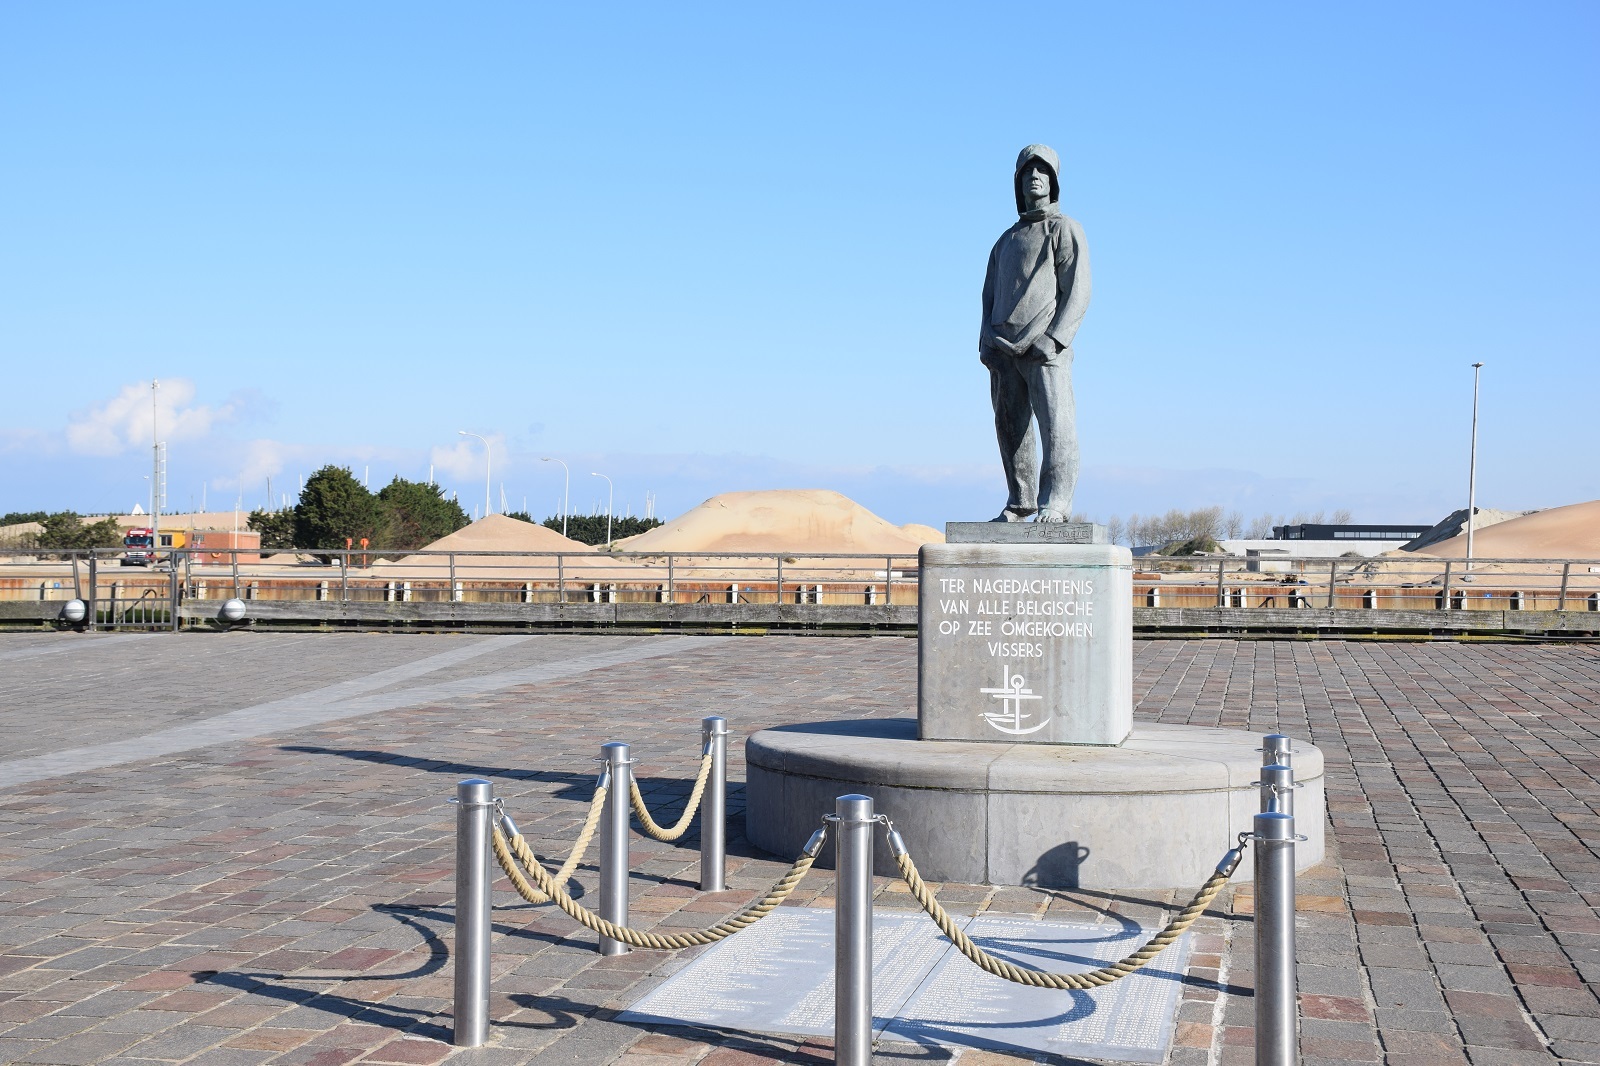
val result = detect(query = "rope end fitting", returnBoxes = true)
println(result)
[884,826,908,859]
[500,812,522,840]
[1215,847,1245,878]
[801,826,829,858]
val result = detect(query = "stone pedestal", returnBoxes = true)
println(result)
[745,718,1326,889]
[743,521,1328,891]
[919,529,1132,746]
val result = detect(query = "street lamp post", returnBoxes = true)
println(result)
[459,431,492,519]
[590,472,614,549]
[541,457,570,538]
[1465,363,1484,571]
[151,380,161,534]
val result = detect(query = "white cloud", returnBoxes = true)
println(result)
[208,439,342,497]
[65,379,240,457]
[235,439,294,492]
[431,434,503,484]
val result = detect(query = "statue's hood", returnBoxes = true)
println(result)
[1013,144,1061,215]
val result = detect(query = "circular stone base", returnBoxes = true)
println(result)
[745,719,1324,891]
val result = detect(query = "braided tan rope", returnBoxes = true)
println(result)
[492,819,824,949]
[630,751,715,841]
[495,782,609,904]
[891,841,1245,989]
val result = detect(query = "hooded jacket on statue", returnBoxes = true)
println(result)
[979,145,1091,362]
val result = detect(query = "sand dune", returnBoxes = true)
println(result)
[375,514,623,579]
[1415,500,1600,560]
[616,490,935,556]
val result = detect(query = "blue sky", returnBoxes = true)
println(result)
[3,3,1596,527]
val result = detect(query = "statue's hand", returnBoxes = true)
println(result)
[1029,336,1063,360]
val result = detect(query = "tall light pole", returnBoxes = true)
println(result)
[1464,362,1484,570]
[458,431,491,519]
[590,472,614,549]
[541,457,570,537]
[151,379,161,532]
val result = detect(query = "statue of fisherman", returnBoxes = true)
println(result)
[980,144,1091,523]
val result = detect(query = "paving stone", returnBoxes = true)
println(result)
[10,1029,144,1064]
[3,635,1599,1064]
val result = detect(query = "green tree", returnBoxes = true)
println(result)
[376,478,468,550]
[293,466,379,550]
[543,514,662,547]
[0,511,47,527]
[248,508,297,550]
[35,512,123,549]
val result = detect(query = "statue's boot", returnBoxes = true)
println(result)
[1034,508,1070,523]
[991,506,1036,523]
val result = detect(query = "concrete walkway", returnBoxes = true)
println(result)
[0,633,1596,1065]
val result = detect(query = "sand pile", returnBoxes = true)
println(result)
[616,490,940,555]
[900,523,945,544]
[0,521,44,546]
[1345,500,1600,594]
[412,514,591,554]
[376,514,631,579]
[1401,507,1528,552]
[1413,500,1600,560]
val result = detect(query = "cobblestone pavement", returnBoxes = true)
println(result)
[0,634,1596,1066]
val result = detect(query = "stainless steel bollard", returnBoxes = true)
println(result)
[700,716,728,892]
[452,778,494,1048]
[1254,810,1298,1066]
[1260,763,1295,817]
[834,794,875,1066]
[1262,733,1293,768]
[599,742,632,956]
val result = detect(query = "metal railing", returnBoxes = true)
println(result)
[4,547,1598,632]
[1131,553,1600,613]
[0,547,920,609]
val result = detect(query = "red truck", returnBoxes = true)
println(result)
[121,527,184,566]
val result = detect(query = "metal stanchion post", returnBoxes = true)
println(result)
[1254,809,1298,1066]
[700,717,728,892]
[834,794,875,1066]
[1260,763,1294,817]
[1262,734,1293,768]
[452,778,493,1048]
[87,553,98,631]
[599,742,632,956]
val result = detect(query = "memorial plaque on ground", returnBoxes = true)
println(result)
[882,913,1192,1063]
[919,532,1132,745]
[620,907,1190,1062]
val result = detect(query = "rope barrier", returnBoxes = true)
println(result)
[490,776,610,904]
[630,751,715,841]
[493,814,827,949]
[488,785,1245,988]
[884,823,1247,989]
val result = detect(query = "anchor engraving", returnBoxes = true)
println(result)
[979,665,1050,736]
